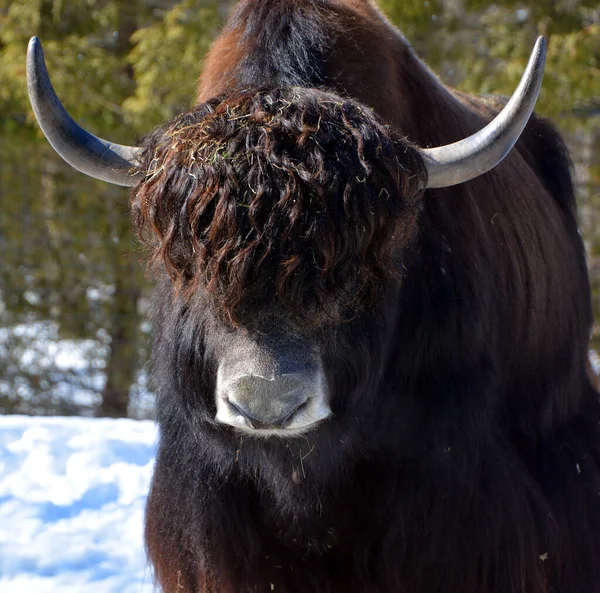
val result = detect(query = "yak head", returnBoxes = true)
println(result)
[25,35,545,440]
[131,87,426,436]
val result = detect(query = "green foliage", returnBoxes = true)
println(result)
[453,6,599,125]
[379,0,443,39]
[124,0,223,130]
[379,0,599,129]
[1,0,137,139]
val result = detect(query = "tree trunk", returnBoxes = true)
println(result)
[99,235,141,417]
[99,1,141,418]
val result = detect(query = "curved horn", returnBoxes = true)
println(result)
[422,36,546,189]
[27,37,141,187]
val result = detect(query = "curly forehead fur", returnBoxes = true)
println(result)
[131,87,426,325]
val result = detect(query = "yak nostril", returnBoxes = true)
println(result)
[223,374,310,429]
[227,396,308,429]
[215,370,331,433]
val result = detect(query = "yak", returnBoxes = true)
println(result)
[26,1,600,592]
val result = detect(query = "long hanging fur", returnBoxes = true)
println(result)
[132,88,425,326]
[134,2,600,592]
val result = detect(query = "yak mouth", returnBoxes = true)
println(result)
[218,416,332,439]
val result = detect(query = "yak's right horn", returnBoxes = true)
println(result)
[421,36,546,189]
[27,37,142,187]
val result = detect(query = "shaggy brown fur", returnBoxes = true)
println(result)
[136,2,600,593]
[132,88,426,326]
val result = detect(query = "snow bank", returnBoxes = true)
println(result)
[0,415,158,593]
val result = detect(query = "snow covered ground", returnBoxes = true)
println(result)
[0,415,158,593]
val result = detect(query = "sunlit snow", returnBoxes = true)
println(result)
[0,415,158,593]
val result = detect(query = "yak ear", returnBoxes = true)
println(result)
[26,36,142,187]
[421,36,546,189]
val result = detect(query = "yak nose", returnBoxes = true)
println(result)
[225,375,308,429]
[216,372,331,434]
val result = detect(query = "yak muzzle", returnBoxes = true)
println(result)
[215,337,331,435]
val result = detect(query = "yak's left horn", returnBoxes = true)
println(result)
[421,36,546,189]
[27,37,141,187]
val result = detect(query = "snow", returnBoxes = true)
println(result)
[591,350,600,375]
[0,415,158,593]
[0,321,108,411]
[0,321,155,418]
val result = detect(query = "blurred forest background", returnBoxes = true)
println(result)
[0,0,598,418]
